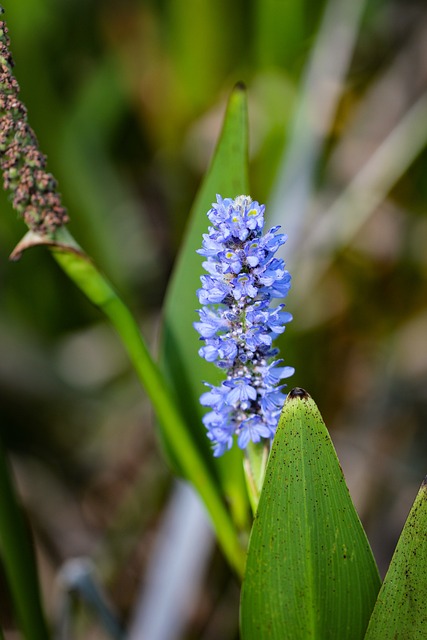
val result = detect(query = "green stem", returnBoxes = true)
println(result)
[243,441,269,514]
[50,243,245,577]
[0,439,50,640]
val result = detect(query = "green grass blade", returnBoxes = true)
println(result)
[0,439,50,640]
[364,477,427,639]
[167,0,228,110]
[160,84,250,530]
[253,0,305,70]
[240,388,381,639]
[45,231,245,576]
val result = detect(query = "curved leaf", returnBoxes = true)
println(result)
[51,239,246,576]
[241,388,381,639]
[364,477,427,639]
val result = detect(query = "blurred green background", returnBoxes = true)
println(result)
[1,0,427,637]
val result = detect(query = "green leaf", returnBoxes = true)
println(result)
[0,439,50,640]
[160,84,250,530]
[167,0,229,110]
[240,388,381,640]
[364,477,427,639]
[48,231,245,576]
[253,0,306,71]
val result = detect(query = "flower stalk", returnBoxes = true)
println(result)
[243,440,270,513]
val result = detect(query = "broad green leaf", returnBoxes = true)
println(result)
[241,388,381,640]
[160,84,250,530]
[364,477,427,639]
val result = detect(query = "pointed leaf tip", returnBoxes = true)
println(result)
[364,476,427,639]
[288,387,311,400]
[241,393,380,640]
[234,81,246,92]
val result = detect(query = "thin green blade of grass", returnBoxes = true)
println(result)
[253,0,305,70]
[240,388,381,639]
[0,439,50,640]
[160,84,250,530]
[166,0,227,111]
[364,477,427,639]
[43,232,245,576]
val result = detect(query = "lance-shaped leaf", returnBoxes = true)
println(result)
[240,388,381,639]
[364,477,427,639]
[160,84,250,529]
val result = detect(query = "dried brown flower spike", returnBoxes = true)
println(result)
[0,6,69,235]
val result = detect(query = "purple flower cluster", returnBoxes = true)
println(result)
[195,195,294,456]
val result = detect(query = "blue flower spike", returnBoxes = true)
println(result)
[194,195,294,456]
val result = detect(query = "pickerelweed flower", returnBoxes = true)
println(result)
[195,195,294,457]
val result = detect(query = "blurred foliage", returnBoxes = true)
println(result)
[1,0,427,637]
